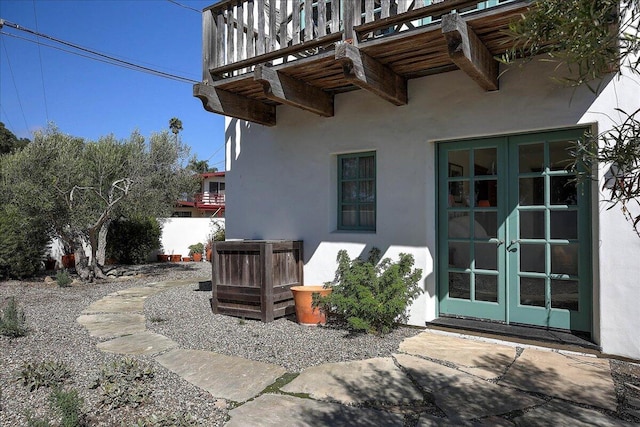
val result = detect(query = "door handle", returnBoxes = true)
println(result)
[489,238,504,246]
[507,239,521,251]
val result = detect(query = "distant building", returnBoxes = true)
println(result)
[173,171,225,218]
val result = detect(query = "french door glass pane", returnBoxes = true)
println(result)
[474,243,497,270]
[549,140,575,171]
[449,212,470,238]
[475,179,497,207]
[551,244,579,276]
[448,150,470,177]
[449,181,470,207]
[551,279,579,310]
[475,212,497,237]
[449,272,470,299]
[520,211,545,239]
[551,176,577,205]
[520,244,546,273]
[474,148,497,175]
[519,143,544,173]
[519,177,545,205]
[449,242,470,268]
[520,277,546,307]
[550,211,578,239]
[476,275,498,302]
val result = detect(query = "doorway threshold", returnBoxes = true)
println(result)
[427,317,600,353]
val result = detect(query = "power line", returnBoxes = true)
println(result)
[1,37,30,132]
[1,105,16,131]
[0,19,200,85]
[166,0,201,13]
[32,0,50,122]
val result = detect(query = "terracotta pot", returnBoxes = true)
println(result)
[290,286,332,326]
[206,248,212,262]
[182,256,191,262]
[171,254,182,262]
[61,254,75,269]
[157,254,169,262]
[192,253,203,262]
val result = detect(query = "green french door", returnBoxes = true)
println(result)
[438,128,592,332]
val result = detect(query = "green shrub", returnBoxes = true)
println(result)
[316,248,423,335]
[56,270,72,287]
[91,358,154,409]
[0,205,51,279]
[49,388,84,427]
[19,360,71,391]
[188,243,204,257]
[106,217,161,265]
[0,296,28,337]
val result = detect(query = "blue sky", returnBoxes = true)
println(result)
[0,0,226,170]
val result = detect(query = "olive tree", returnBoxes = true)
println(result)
[5,125,197,281]
[503,0,640,235]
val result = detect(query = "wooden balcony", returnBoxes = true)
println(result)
[195,192,226,209]
[195,0,532,126]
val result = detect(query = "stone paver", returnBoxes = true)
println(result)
[155,349,286,402]
[111,287,162,298]
[97,331,178,355]
[225,394,405,427]
[82,295,147,313]
[394,353,543,422]
[76,313,146,338]
[400,331,518,379]
[500,348,617,410]
[512,400,633,426]
[281,357,423,405]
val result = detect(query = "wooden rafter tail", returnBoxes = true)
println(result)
[442,12,499,91]
[193,83,276,126]
[254,65,334,117]
[335,42,408,106]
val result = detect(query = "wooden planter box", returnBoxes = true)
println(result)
[211,240,303,322]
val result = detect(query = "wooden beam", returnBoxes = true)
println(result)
[254,65,334,117]
[442,12,498,91]
[335,42,407,106]
[193,83,276,126]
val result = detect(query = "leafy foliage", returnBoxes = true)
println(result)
[0,122,29,155]
[91,358,154,409]
[19,361,71,391]
[188,242,204,256]
[106,217,162,265]
[49,388,85,427]
[0,296,28,338]
[56,270,73,287]
[0,204,51,280]
[316,248,423,335]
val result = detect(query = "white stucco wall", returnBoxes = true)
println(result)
[159,217,225,258]
[223,59,640,359]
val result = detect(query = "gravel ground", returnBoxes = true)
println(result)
[0,262,421,426]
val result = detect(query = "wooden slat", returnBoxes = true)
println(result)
[269,0,277,52]
[381,0,390,18]
[304,0,313,42]
[331,0,339,33]
[442,12,498,91]
[343,0,354,41]
[292,0,301,44]
[279,0,288,48]
[365,0,375,23]
[203,10,215,81]
[227,5,234,64]
[257,0,266,55]
[237,2,245,61]
[216,11,225,67]
[261,243,274,322]
[247,0,255,58]
[318,0,327,37]
[335,42,407,105]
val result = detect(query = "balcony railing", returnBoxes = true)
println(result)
[203,0,517,80]
[195,193,226,207]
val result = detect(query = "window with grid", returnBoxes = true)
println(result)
[338,152,376,231]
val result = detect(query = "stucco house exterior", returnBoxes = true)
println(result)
[195,0,640,360]
[174,171,226,218]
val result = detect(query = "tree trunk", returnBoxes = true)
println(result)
[74,236,93,282]
[96,219,111,266]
